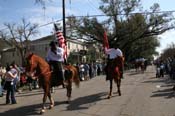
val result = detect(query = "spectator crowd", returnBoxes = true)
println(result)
[0,61,106,104]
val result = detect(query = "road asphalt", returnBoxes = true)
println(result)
[0,65,175,116]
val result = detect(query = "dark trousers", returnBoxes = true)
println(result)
[6,81,16,104]
[49,61,65,86]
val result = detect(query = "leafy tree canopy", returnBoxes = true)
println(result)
[65,0,175,62]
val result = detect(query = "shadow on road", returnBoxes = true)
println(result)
[0,92,108,115]
[66,92,108,111]
[0,103,42,116]
[142,75,175,99]
[142,75,175,84]
[142,79,166,84]
[151,88,175,99]
[0,101,67,116]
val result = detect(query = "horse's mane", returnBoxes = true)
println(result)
[26,53,50,73]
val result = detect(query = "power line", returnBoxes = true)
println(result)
[66,10,175,18]
[1,10,175,32]
[87,0,101,14]
[0,19,63,32]
[38,19,62,28]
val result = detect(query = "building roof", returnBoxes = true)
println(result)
[30,34,88,46]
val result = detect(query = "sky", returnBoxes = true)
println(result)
[0,0,175,54]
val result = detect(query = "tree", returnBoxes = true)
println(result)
[0,18,39,65]
[66,0,175,62]
[33,0,175,62]
[160,43,175,61]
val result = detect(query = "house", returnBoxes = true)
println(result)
[0,35,88,66]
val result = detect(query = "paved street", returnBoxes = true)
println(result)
[0,65,175,116]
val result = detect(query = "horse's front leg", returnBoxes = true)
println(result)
[48,87,54,109]
[40,84,53,114]
[107,79,113,99]
[66,80,72,103]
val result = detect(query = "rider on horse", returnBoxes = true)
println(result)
[46,41,66,86]
[105,46,124,80]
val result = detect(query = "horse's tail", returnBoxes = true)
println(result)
[65,65,80,88]
[113,67,121,83]
[113,56,124,82]
[73,74,80,88]
[72,66,80,88]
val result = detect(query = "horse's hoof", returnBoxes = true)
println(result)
[49,104,54,109]
[173,86,175,91]
[107,96,111,99]
[66,101,70,104]
[40,109,45,114]
[118,91,121,96]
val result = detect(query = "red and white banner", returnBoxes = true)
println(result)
[54,23,67,60]
[103,31,110,53]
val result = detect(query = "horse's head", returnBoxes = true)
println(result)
[25,53,38,77]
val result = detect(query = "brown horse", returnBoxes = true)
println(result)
[25,53,80,114]
[105,56,124,99]
[134,60,145,73]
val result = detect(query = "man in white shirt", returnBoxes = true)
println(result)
[46,41,65,87]
[105,47,123,59]
[105,46,124,80]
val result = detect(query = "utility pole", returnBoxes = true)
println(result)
[62,0,66,39]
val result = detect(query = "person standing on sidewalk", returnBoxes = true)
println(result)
[0,64,4,97]
[11,63,21,92]
[4,64,17,104]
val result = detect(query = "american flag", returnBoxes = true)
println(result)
[103,30,110,54]
[54,23,67,60]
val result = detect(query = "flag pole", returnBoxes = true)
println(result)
[62,0,66,41]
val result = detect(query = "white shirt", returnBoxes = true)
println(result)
[105,48,123,59]
[5,68,17,82]
[80,64,84,72]
[46,47,64,62]
[116,48,123,57]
